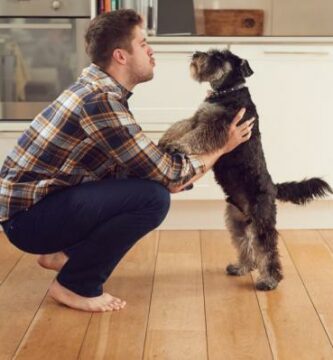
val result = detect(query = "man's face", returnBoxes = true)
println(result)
[125,25,155,84]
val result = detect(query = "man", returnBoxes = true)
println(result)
[0,10,254,312]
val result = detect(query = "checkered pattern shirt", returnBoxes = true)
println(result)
[0,63,205,222]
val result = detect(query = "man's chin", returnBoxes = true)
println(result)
[139,72,154,83]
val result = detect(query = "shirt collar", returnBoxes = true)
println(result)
[80,63,133,100]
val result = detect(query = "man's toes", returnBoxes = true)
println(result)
[117,300,126,308]
[109,297,124,306]
[109,303,120,311]
[110,299,122,309]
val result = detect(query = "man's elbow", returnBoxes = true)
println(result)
[167,184,183,193]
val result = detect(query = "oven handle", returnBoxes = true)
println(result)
[0,23,72,30]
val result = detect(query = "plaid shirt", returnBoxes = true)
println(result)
[0,63,205,222]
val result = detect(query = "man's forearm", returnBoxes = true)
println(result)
[168,171,205,193]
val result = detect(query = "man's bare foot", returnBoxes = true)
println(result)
[49,280,126,312]
[37,252,69,271]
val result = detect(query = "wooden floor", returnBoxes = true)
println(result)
[1,229,333,360]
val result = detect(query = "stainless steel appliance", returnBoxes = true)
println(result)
[0,0,90,121]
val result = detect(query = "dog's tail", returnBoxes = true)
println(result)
[275,178,332,205]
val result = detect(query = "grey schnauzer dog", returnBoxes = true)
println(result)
[158,49,332,291]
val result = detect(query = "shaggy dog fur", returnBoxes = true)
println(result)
[158,49,332,291]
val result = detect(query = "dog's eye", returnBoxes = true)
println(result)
[211,57,223,67]
[193,51,205,59]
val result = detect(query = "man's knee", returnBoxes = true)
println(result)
[146,182,171,227]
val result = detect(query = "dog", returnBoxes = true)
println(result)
[158,49,332,291]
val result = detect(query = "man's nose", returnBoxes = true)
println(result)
[148,45,154,56]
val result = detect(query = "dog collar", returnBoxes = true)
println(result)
[211,82,246,97]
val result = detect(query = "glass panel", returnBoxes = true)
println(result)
[0,18,89,117]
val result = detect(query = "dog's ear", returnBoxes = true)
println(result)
[240,59,254,77]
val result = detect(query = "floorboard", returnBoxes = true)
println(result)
[0,230,332,360]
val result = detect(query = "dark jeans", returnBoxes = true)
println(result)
[1,178,170,297]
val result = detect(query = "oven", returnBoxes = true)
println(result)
[0,0,91,121]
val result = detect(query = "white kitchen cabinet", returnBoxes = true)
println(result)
[0,132,20,166]
[230,44,333,198]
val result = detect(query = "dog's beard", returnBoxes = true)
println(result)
[190,63,199,80]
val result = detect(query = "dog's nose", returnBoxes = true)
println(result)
[192,51,204,59]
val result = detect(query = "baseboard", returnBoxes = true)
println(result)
[159,199,333,230]
[1,200,332,233]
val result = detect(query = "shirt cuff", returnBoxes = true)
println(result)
[187,154,206,175]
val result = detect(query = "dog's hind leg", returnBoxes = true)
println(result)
[225,203,256,276]
[249,196,283,291]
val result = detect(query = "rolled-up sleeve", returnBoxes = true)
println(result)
[80,92,205,187]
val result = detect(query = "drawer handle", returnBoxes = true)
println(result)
[263,51,330,56]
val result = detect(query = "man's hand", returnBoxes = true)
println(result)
[221,108,255,155]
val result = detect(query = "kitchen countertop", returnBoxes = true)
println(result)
[147,36,333,45]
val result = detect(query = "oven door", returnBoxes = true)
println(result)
[0,17,90,121]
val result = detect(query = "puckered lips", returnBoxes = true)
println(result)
[150,57,156,66]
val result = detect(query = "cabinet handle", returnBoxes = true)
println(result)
[263,51,330,56]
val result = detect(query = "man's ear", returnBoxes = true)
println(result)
[112,49,127,65]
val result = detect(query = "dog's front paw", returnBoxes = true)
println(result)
[165,141,189,155]
[255,278,279,291]
[226,264,241,276]
[158,139,168,151]
[226,263,250,276]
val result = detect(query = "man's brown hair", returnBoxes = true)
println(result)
[85,9,143,68]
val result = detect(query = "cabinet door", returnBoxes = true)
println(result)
[129,44,227,131]
[230,44,333,197]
